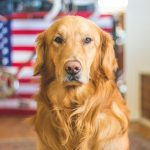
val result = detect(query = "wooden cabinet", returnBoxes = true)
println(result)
[141,74,150,119]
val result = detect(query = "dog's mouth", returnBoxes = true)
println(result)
[67,74,80,81]
[63,74,82,86]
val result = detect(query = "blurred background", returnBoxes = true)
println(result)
[0,0,150,150]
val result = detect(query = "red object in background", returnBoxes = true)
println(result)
[71,11,92,18]
[5,12,47,19]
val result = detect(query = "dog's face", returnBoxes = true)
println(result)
[34,16,117,87]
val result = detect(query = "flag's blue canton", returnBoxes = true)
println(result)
[0,21,11,66]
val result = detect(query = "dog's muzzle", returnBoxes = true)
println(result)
[64,60,81,82]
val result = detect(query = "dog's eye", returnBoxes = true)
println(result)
[83,37,92,44]
[54,36,64,44]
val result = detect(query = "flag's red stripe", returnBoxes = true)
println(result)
[12,29,44,35]
[12,46,35,51]
[72,11,92,18]
[6,11,47,19]
[18,78,33,83]
[11,94,33,99]
[0,108,36,116]
[17,94,33,98]
[12,62,33,67]
[18,78,38,83]
[102,28,113,33]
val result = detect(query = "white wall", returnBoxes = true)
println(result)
[126,0,150,120]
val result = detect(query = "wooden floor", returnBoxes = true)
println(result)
[0,116,36,140]
[129,121,150,140]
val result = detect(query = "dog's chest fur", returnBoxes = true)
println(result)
[35,80,128,150]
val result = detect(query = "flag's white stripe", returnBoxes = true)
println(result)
[0,99,20,108]
[5,67,18,75]
[18,67,34,78]
[5,67,33,78]
[5,66,33,76]
[12,34,37,46]
[0,99,37,109]
[12,19,52,30]
[12,51,33,63]
[16,83,39,94]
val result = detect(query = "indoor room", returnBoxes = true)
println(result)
[0,0,150,150]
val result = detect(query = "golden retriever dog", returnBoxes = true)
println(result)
[33,16,129,150]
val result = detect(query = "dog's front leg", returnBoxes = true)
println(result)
[92,103,129,150]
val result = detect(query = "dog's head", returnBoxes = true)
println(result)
[34,16,117,87]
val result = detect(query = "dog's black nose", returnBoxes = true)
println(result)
[65,60,81,75]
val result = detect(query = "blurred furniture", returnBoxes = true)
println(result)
[141,74,150,120]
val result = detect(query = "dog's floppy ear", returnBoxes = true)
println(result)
[33,31,46,76]
[101,31,118,80]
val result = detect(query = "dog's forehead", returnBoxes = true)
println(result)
[52,16,97,34]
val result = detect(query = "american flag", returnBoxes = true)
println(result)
[10,19,48,88]
[0,15,114,114]
[0,19,50,101]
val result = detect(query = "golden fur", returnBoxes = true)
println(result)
[33,16,129,150]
